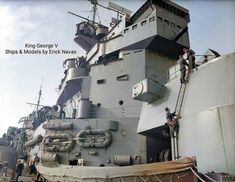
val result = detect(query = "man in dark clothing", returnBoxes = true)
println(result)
[165,107,180,126]
[15,160,24,182]
[0,161,3,176]
[59,106,66,119]
[165,107,176,121]
[189,51,196,70]
[183,48,196,71]
[27,162,37,176]
[178,55,189,83]
[202,55,208,64]
[2,161,8,177]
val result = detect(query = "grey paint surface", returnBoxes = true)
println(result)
[138,53,235,174]
[32,118,146,166]
[0,145,17,170]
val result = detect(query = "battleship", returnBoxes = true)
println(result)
[0,0,235,181]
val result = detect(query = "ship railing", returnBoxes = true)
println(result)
[166,59,207,83]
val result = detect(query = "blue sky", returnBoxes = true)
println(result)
[0,0,234,136]
[177,0,235,55]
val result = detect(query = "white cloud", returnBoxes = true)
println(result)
[0,2,66,136]
[0,3,64,61]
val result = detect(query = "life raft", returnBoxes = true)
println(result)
[42,121,73,130]
[77,129,112,148]
[42,134,74,152]
[24,135,43,147]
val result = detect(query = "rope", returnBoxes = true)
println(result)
[174,171,190,179]
[153,175,163,182]
[169,174,173,182]
[145,177,151,182]
[119,177,125,182]
[190,168,206,182]
[139,176,147,182]
[195,54,215,57]
[193,164,217,182]
[202,174,217,182]
[134,176,137,182]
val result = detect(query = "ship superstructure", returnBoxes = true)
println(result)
[1,0,235,181]
[53,0,190,167]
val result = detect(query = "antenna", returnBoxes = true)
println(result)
[68,11,100,25]
[68,0,99,25]
[26,102,45,107]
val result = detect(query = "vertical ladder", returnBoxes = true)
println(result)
[171,80,188,160]
[175,83,187,116]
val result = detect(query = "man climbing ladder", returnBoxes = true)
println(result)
[169,48,194,160]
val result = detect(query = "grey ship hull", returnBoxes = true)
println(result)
[138,53,235,175]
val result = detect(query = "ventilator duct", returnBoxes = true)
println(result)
[77,99,92,119]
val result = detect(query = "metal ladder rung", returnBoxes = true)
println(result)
[172,70,190,160]
[175,84,187,115]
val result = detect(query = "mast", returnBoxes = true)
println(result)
[36,80,43,112]
[91,0,97,24]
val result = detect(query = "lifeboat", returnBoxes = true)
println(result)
[24,135,43,147]
[42,121,73,130]
[42,134,74,152]
[77,129,112,148]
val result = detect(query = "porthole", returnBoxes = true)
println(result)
[119,100,124,105]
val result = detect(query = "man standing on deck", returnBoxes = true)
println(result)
[2,161,8,177]
[178,55,189,84]
[27,161,37,181]
[183,48,196,72]
[59,105,66,119]
[0,161,3,176]
[15,160,24,182]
